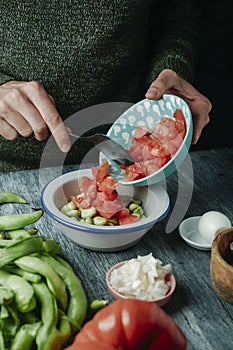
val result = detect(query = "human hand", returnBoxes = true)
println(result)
[0,80,71,152]
[145,69,212,144]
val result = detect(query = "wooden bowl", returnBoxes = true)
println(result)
[210,227,233,304]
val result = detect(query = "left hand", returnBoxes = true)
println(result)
[145,69,212,144]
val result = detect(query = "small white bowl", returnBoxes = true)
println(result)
[106,260,176,306]
[41,168,170,252]
[100,95,193,186]
[178,216,211,250]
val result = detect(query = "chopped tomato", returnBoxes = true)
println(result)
[128,144,144,162]
[153,122,179,141]
[98,177,118,194]
[122,110,186,181]
[118,214,140,225]
[92,160,109,185]
[140,159,161,176]
[174,109,186,127]
[174,109,186,138]
[117,207,140,225]
[124,163,145,182]
[79,176,94,194]
[133,125,152,138]
[71,195,83,209]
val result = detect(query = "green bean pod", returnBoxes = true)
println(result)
[42,238,61,255]
[0,209,43,231]
[89,299,108,310]
[32,282,58,350]
[0,192,28,205]
[0,270,36,313]
[4,265,41,283]
[10,322,41,350]
[15,256,68,312]
[0,236,43,268]
[40,254,87,330]
[0,286,14,305]
[0,331,5,350]
[5,229,31,240]
[33,282,71,350]
[0,240,17,247]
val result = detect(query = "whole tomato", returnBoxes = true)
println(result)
[65,299,187,350]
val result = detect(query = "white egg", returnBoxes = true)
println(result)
[198,211,231,245]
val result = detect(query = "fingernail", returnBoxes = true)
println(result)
[61,143,71,153]
[145,88,159,99]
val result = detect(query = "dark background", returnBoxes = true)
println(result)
[192,1,233,151]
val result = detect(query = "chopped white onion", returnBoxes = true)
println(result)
[109,253,172,301]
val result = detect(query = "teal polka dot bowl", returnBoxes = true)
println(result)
[100,94,193,186]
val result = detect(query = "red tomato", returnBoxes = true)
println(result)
[92,160,109,185]
[123,110,187,182]
[128,144,144,162]
[132,125,152,139]
[92,197,120,220]
[79,176,95,194]
[174,109,186,138]
[117,208,140,225]
[118,214,139,225]
[153,122,178,142]
[140,159,161,176]
[76,342,116,350]
[124,163,145,182]
[65,299,187,350]
[98,177,118,194]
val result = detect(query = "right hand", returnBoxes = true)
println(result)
[0,80,71,152]
[145,69,212,145]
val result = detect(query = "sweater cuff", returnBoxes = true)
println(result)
[0,73,14,86]
[147,52,196,87]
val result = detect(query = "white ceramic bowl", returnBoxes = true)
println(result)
[100,95,193,186]
[41,168,170,252]
[106,260,176,306]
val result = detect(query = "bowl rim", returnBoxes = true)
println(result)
[103,94,193,186]
[106,260,176,304]
[41,168,170,234]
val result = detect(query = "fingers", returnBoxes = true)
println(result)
[0,81,71,152]
[23,82,71,151]
[0,116,18,140]
[190,98,212,144]
[145,69,181,99]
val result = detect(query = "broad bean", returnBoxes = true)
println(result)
[0,209,43,231]
[0,270,36,313]
[0,192,28,205]
[10,322,40,350]
[0,236,43,268]
[15,255,68,311]
[40,254,87,330]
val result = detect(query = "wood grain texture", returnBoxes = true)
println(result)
[0,148,233,349]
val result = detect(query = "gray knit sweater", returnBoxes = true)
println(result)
[0,0,200,172]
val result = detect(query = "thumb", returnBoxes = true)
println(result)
[145,69,179,100]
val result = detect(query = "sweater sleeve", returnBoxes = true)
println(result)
[146,0,201,84]
[0,72,14,85]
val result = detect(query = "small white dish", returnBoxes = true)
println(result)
[178,216,211,250]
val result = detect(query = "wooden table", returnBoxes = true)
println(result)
[1,147,233,350]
